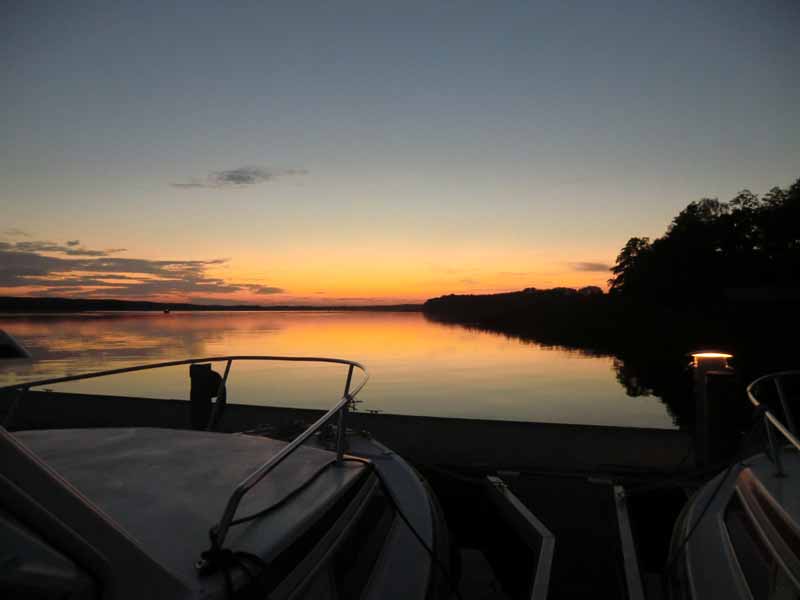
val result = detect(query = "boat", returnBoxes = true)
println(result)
[667,370,800,599]
[0,328,31,358]
[0,356,455,599]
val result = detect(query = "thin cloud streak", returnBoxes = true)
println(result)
[250,286,285,295]
[1,240,126,257]
[570,262,611,272]
[3,228,30,237]
[171,166,308,189]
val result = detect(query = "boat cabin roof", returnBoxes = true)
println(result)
[14,427,369,593]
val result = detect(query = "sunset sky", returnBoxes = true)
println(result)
[2,1,799,304]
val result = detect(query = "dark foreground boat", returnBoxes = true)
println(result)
[0,356,453,599]
[668,370,800,600]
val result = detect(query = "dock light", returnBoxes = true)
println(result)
[691,352,733,371]
[691,351,737,467]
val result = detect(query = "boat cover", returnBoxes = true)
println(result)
[14,427,367,589]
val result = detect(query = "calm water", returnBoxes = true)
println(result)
[0,311,675,429]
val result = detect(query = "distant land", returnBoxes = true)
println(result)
[0,296,422,313]
[422,178,800,353]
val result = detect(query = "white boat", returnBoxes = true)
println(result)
[668,370,800,600]
[0,356,455,599]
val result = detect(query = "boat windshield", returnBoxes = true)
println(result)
[727,468,800,600]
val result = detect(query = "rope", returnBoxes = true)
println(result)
[198,540,272,598]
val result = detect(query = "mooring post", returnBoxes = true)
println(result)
[692,352,735,468]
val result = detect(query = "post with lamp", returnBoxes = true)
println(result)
[691,352,736,467]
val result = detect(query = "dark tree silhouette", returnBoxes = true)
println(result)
[608,237,651,295]
[424,177,800,430]
[608,178,800,305]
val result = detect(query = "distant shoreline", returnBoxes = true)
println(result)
[0,296,422,313]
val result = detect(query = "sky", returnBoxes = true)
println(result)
[2,1,799,305]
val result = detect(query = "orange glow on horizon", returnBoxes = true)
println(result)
[0,245,613,304]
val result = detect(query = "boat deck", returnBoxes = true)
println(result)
[15,427,367,592]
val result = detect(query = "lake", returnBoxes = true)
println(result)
[0,311,676,429]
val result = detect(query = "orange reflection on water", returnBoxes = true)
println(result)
[0,311,676,428]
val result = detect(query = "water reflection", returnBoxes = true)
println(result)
[0,311,677,429]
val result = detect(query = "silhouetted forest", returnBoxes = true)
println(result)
[609,178,800,303]
[424,178,800,430]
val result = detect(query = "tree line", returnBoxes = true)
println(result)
[608,178,800,305]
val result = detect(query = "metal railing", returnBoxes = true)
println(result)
[0,355,368,554]
[747,370,800,476]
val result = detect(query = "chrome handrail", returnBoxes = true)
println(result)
[0,355,369,559]
[747,371,800,475]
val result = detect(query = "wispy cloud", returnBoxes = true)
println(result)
[3,228,30,237]
[3,240,127,257]
[250,285,285,295]
[570,261,611,272]
[0,238,284,300]
[171,165,308,189]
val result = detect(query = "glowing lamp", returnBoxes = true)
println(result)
[691,352,733,371]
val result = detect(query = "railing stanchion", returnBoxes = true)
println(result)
[337,364,355,462]
[765,415,786,477]
[221,359,233,385]
[748,372,800,478]
[775,376,797,435]
[207,359,234,431]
